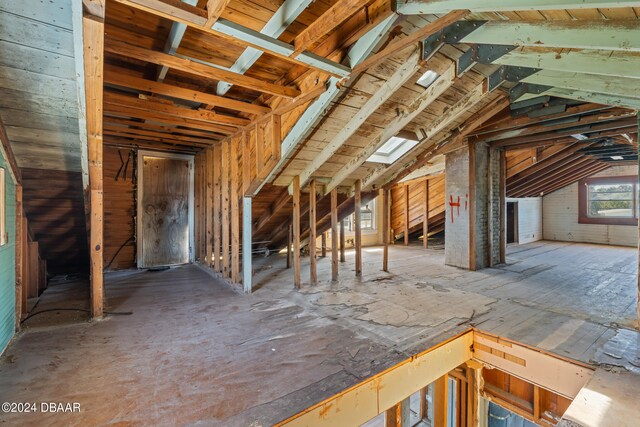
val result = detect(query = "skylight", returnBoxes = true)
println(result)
[610,155,624,160]
[367,136,419,165]
[416,70,439,88]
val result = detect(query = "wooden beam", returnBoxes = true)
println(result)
[104,92,249,127]
[205,0,231,27]
[231,138,240,283]
[340,219,346,262]
[423,179,429,249]
[0,116,21,185]
[461,19,640,52]
[242,196,252,293]
[327,62,458,194]
[309,179,317,285]
[382,188,389,272]
[523,70,640,101]
[213,144,221,272]
[83,11,105,318]
[104,73,270,115]
[294,0,370,55]
[206,147,214,266]
[351,10,468,74]
[540,87,640,110]
[14,185,23,328]
[293,175,301,288]
[104,38,301,98]
[251,15,397,196]
[396,0,638,14]
[287,224,292,269]
[354,179,362,277]
[321,232,327,257]
[109,0,350,78]
[221,139,230,278]
[433,374,449,427]
[331,188,339,281]
[290,48,421,193]
[403,185,409,246]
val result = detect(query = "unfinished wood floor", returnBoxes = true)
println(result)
[0,241,638,426]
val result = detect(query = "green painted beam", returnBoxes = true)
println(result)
[522,70,640,101]
[495,47,640,79]
[461,20,640,52]
[515,87,640,109]
[395,0,640,14]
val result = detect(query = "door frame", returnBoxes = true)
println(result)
[137,150,195,268]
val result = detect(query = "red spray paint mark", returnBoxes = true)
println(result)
[449,195,460,223]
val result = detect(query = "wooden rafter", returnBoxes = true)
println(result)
[104,38,301,98]
[205,0,231,27]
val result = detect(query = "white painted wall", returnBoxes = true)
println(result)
[507,197,542,244]
[542,166,637,247]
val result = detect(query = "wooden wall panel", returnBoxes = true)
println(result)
[390,175,446,240]
[103,147,135,270]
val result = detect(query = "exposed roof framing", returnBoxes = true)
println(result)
[395,0,640,14]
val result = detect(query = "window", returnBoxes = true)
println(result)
[0,167,5,246]
[578,175,638,225]
[346,199,376,232]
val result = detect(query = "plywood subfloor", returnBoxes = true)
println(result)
[0,241,638,425]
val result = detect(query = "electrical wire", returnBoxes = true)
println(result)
[20,308,132,324]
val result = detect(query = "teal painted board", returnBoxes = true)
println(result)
[0,151,16,355]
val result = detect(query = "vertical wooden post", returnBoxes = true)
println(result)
[499,148,506,264]
[404,184,409,245]
[231,138,240,283]
[533,385,541,421]
[206,147,214,266]
[309,179,317,285]
[321,232,327,257]
[242,196,252,293]
[221,140,230,278]
[83,7,105,318]
[382,188,389,272]
[339,219,346,262]
[354,180,362,277]
[423,179,429,249]
[434,374,449,427]
[292,175,301,289]
[385,398,410,427]
[14,185,23,328]
[637,114,640,326]
[213,145,221,272]
[21,216,28,315]
[469,142,477,271]
[331,188,338,281]
[419,387,428,421]
[286,223,292,269]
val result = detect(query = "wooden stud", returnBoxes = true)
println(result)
[404,185,409,246]
[309,180,317,285]
[383,188,389,272]
[321,232,327,257]
[434,375,449,427]
[419,387,428,421]
[469,142,477,271]
[339,219,346,263]
[637,113,640,326]
[499,149,507,264]
[206,147,214,266]
[205,0,232,27]
[287,223,292,269]
[386,402,401,427]
[221,140,230,278]
[242,196,252,293]
[533,385,541,420]
[423,179,429,249]
[293,175,301,289]
[83,9,105,318]
[213,145,222,272]
[354,180,362,277]
[20,216,28,315]
[231,139,240,283]
[331,189,339,281]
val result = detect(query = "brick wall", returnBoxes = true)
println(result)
[445,147,470,268]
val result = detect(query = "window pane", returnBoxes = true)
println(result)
[588,182,634,218]
[589,200,633,217]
